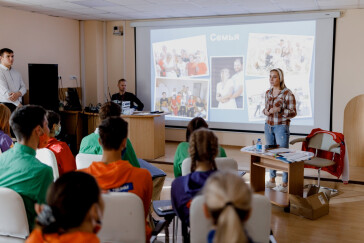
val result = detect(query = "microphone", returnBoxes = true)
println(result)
[108,86,112,100]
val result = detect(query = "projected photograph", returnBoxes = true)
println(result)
[154,77,209,119]
[285,75,312,118]
[246,33,314,77]
[153,35,209,78]
[210,56,245,109]
[246,78,269,121]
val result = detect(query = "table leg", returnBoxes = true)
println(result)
[288,161,304,196]
[250,155,266,192]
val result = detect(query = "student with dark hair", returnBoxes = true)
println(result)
[173,117,227,177]
[45,110,76,176]
[0,48,27,112]
[171,128,218,227]
[0,105,53,230]
[0,103,13,152]
[26,171,103,243]
[80,117,153,241]
[80,101,140,168]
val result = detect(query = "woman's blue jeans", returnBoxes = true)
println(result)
[265,123,290,183]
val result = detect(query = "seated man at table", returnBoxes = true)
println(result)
[0,105,53,230]
[80,101,140,168]
[80,116,152,240]
[111,78,144,111]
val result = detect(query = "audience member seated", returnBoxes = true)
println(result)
[0,105,53,230]
[45,110,76,176]
[0,103,13,152]
[26,171,103,243]
[171,128,218,227]
[173,117,226,177]
[203,171,253,243]
[79,101,140,168]
[80,117,153,241]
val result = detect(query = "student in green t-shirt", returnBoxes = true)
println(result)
[173,117,227,178]
[79,102,140,168]
[0,105,54,230]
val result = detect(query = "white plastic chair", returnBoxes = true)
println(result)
[98,192,146,243]
[0,187,29,243]
[181,157,238,176]
[75,153,102,169]
[190,194,272,243]
[36,148,59,181]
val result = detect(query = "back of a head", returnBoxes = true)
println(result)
[99,117,128,151]
[99,102,121,121]
[186,117,208,141]
[40,171,100,233]
[10,105,46,141]
[46,110,60,130]
[189,128,218,172]
[203,171,252,243]
[0,104,11,135]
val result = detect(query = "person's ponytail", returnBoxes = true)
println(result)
[204,171,252,243]
[214,205,247,243]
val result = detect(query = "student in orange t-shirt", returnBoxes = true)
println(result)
[45,111,76,176]
[26,171,104,243]
[80,117,153,241]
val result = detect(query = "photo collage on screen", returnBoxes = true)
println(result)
[152,23,315,123]
[153,35,210,120]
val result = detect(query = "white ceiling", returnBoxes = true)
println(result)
[0,0,362,21]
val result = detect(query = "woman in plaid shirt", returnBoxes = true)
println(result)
[263,68,296,192]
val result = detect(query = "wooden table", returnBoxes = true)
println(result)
[243,151,304,207]
[121,113,166,160]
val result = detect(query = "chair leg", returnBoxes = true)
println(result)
[317,168,338,197]
[317,168,321,188]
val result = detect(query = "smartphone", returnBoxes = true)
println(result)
[158,205,173,212]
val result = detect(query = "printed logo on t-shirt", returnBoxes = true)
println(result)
[109,182,134,192]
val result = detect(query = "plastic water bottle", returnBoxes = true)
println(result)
[256,138,262,153]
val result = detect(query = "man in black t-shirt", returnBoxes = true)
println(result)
[111,79,144,111]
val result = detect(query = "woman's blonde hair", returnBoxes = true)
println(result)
[189,128,218,172]
[0,104,11,135]
[203,171,252,243]
[270,68,286,90]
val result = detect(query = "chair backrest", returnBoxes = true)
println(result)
[308,133,341,154]
[98,192,145,243]
[181,157,238,176]
[36,148,59,181]
[75,153,102,169]
[190,194,271,243]
[0,187,29,243]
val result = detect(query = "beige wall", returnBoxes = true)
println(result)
[0,7,80,89]
[83,20,135,104]
[83,21,105,105]
[106,21,136,96]
[332,9,364,133]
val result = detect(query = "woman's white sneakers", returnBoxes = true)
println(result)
[266,181,288,192]
[275,185,288,193]
[265,181,276,188]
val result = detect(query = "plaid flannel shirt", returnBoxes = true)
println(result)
[263,87,296,125]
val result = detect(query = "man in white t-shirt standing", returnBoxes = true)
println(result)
[230,58,244,108]
[0,48,26,112]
